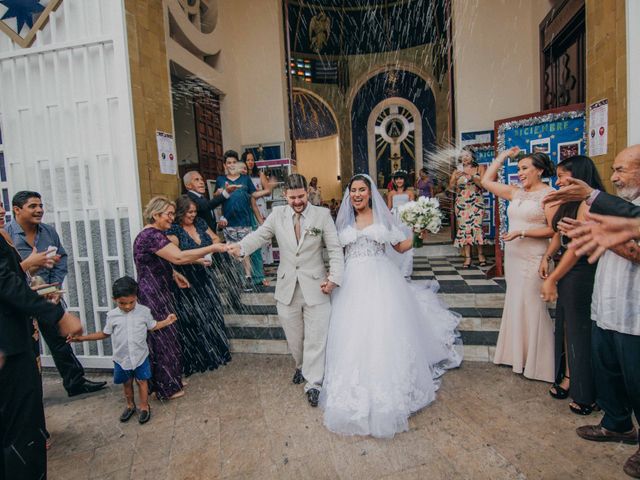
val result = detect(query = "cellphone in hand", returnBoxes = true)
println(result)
[46,246,58,258]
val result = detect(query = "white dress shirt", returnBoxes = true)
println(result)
[104,303,157,370]
[591,196,640,336]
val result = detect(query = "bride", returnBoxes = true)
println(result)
[319,174,463,438]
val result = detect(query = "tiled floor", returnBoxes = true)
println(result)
[44,355,635,480]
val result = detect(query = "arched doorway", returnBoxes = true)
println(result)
[350,69,436,188]
[292,89,342,201]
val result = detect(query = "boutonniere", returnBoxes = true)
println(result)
[305,227,322,236]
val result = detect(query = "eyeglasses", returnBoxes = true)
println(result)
[161,211,176,218]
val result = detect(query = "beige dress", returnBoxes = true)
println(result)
[493,187,555,382]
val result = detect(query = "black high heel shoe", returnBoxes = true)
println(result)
[569,402,601,416]
[549,376,570,399]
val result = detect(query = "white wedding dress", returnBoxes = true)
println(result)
[319,177,463,439]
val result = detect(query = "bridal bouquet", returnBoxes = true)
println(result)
[398,197,442,246]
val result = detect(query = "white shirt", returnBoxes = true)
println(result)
[591,196,640,336]
[104,304,157,370]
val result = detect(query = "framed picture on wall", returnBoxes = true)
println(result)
[507,173,521,186]
[530,138,551,154]
[557,140,581,161]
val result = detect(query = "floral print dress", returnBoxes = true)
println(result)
[453,172,485,247]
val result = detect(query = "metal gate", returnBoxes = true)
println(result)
[0,0,141,368]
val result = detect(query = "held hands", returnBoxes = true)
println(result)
[540,278,558,302]
[320,280,337,295]
[542,177,594,208]
[225,243,243,258]
[58,312,83,337]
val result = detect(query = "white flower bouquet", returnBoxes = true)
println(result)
[398,196,442,246]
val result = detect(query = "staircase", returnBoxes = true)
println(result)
[224,244,507,362]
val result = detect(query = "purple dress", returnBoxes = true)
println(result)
[133,227,183,399]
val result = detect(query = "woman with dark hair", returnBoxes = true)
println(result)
[539,156,605,414]
[386,170,415,277]
[482,148,558,382]
[320,174,462,438]
[449,148,487,267]
[241,151,273,288]
[166,195,231,376]
[415,167,434,198]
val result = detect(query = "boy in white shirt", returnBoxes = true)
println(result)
[68,276,176,424]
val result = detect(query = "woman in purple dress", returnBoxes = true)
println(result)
[134,196,227,400]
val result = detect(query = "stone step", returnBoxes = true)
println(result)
[229,339,498,363]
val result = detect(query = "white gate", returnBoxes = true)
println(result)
[0,0,141,368]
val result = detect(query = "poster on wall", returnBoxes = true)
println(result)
[492,104,586,276]
[588,99,608,156]
[461,130,494,147]
[156,131,177,175]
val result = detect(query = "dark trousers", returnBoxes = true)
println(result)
[592,324,640,435]
[37,312,85,392]
[0,351,47,480]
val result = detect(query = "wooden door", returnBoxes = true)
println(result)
[540,0,585,110]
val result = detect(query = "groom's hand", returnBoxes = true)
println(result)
[320,280,337,295]
[226,243,243,258]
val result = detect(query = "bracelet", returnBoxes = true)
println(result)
[520,230,526,239]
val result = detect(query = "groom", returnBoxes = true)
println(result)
[228,174,344,406]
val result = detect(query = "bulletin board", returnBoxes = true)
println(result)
[491,104,586,276]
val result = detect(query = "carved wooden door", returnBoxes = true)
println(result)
[540,0,585,110]
[178,92,224,185]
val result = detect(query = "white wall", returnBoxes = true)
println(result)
[453,0,554,138]
[216,0,290,154]
[0,0,141,367]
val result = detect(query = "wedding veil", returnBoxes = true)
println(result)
[334,173,412,240]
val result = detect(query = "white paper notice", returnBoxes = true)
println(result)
[156,131,177,174]
[589,99,608,157]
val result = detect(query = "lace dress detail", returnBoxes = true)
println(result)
[344,235,386,262]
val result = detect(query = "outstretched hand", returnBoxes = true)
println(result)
[226,243,243,258]
[543,178,593,208]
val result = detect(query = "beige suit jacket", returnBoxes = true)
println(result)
[240,204,344,306]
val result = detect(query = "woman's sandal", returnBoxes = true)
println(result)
[549,376,570,399]
[478,257,488,267]
[569,402,601,416]
[462,257,472,269]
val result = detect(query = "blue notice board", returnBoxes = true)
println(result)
[468,143,496,242]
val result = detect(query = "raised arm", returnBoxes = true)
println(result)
[236,210,278,257]
[481,147,520,201]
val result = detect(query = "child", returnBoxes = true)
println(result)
[68,276,176,424]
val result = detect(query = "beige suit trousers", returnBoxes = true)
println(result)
[276,281,331,392]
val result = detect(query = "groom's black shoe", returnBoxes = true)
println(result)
[306,388,320,407]
[292,369,305,385]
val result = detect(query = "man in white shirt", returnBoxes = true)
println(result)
[571,146,640,479]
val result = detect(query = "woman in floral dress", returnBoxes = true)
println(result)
[449,148,487,268]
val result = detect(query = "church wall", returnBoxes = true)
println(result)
[295,135,342,201]
[453,0,554,139]
[125,0,180,204]
[585,0,627,192]
[213,0,290,155]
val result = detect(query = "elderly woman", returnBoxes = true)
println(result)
[167,195,231,377]
[133,196,227,400]
[449,148,487,268]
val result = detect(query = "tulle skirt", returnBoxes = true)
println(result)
[319,254,462,438]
